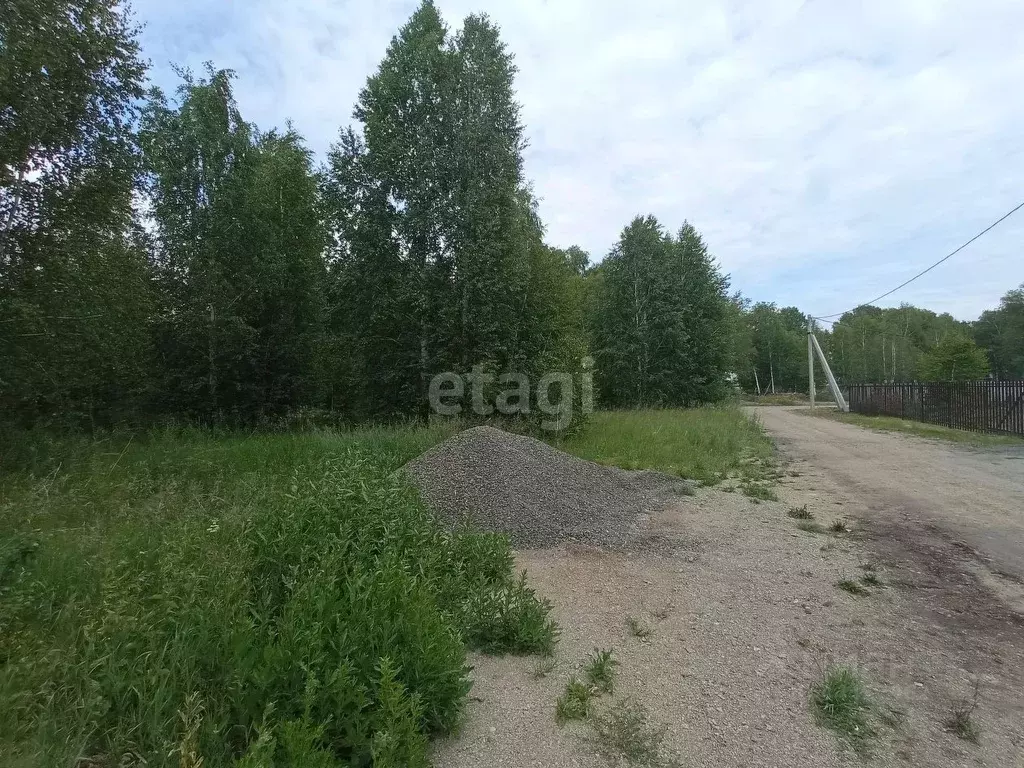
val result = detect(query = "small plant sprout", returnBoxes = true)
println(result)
[627,615,653,640]
[533,654,556,679]
[555,678,593,724]
[584,648,618,694]
[829,519,849,533]
[945,680,982,744]
[861,571,882,587]
[836,579,871,597]
[593,699,680,768]
[787,505,813,520]
[811,665,874,753]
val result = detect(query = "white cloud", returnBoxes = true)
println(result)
[134,0,1024,319]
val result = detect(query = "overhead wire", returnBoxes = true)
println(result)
[813,199,1024,321]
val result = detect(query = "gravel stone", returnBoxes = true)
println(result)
[402,425,693,550]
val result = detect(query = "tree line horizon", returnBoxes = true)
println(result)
[3,0,1022,431]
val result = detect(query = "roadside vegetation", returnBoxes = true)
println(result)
[554,651,679,767]
[593,700,681,768]
[626,616,653,641]
[811,666,874,754]
[945,682,982,744]
[837,579,873,597]
[584,649,619,694]
[808,411,1023,446]
[557,407,776,488]
[556,679,595,724]
[0,426,556,767]
[786,505,848,535]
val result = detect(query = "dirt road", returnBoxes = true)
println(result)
[754,407,1024,589]
[434,411,1024,767]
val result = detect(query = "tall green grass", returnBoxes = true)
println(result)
[0,425,555,767]
[556,407,775,485]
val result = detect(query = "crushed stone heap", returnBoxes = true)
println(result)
[402,426,691,550]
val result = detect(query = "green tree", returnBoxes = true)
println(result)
[557,245,590,276]
[322,128,418,419]
[917,334,990,381]
[445,12,532,372]
[593,215,669,406]
[0,0,151,426]
[974,285,1024,379]
[668,221,731,404]
[740,303,808,394]
[142,67,326,421]
[827,304,966,383]
[327,2,588,424]
[352,1,452,421]
[594,215,730,407]
[723,293,753,383]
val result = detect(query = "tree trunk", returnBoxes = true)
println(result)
[419,325,430,425]
[208,303,217,415]
[0,164,27,268]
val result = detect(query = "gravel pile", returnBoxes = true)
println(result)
[402,426,692,550]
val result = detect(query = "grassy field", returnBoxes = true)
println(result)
[557,407,776,487]
[0,424,556,768]
[809,410,1024,446]
[0,406,774,766]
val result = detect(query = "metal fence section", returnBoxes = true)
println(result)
[847,381,1024,437]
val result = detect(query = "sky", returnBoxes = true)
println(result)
[132,0,1024,322]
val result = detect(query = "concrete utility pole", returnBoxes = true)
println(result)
[805,316,849,412]
[810,333,848,412]
[808,323,816,409]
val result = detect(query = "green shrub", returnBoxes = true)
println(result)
[461,571,559,656]
[555,679,594,724]
[811,665,873,752]
[0,427,557,766]
[584,648,618,694]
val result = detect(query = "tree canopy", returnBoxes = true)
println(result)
[3,0,1021,437]
[593,216,731,407]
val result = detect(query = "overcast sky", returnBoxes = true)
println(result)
[132,0,1024,321]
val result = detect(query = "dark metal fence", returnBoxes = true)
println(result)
[847,381,1024,437]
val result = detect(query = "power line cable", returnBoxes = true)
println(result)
[813,199,1024,321]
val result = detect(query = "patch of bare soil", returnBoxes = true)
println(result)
[433,474,1024,767]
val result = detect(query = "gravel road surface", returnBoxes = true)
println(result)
[433,412,1024,767]
[754,406,1024,586]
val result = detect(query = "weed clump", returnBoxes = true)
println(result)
[837,579,871,596]
[811,665,873,753]
[945,682,981,744]
[627,615,653,640]
[556,679,594,723]
[584,648,618,694]
[461,570,559,655]
[861,572,882,588]
[593,699,680,767]
[740,479,778,501]
[787,505,813,520]
[533,654,557,679]
[797,521,826,534]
